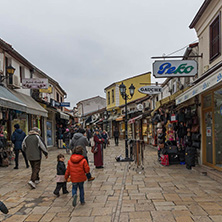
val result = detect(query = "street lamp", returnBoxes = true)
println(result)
[119,82,135,161]
[0,65,16,85]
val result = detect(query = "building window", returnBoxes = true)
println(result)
[112,89,115,103]
[210,14,220,61]
[108,92,110,105]
[56,93,59,102]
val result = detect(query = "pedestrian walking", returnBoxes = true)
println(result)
[93,129,104,168]
[22,127,48,189]
[11,124,29,169]
[70,128,95,181]
[53,154,69,197]
[57,124,64,148]
[114,127,119,146]
[63,128,71,154]
[101,129,108,149]
[65,146,90,207]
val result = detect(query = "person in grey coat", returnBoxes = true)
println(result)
[70,128,95,181]
[22,127,48,189]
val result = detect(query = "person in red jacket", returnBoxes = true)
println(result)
[65,145,90,207]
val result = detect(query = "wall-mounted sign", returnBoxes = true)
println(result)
[50,99,60,107]
[22,78,48,89]
[153,60,197,78]
[39,86,52,94]
[60,102,70,107]
[138,85,162,94]
[137,104,144,111]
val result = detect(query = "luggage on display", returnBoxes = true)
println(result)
[185,146,196,169]
[161,154,169,166]
[166,145,178,154]
[168,154,180,164]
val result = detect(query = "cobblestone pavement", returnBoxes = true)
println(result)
[1,140,222,221]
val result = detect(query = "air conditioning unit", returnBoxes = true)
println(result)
[8,75,20,89]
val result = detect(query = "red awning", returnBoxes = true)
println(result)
[128,114,143,124]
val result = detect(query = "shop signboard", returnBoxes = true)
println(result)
[39,86,52,94]
[153,60,197,78]
[60,102,70,107]
[138,85,162,94]
[176,70,222,105]
[22,78,48,89]
[50,99,60,107]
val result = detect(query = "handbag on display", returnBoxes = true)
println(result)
[159,143,164,149]
[192,133,201,141]
[166,145,178,154]
[191,125,199,133]
[192,141,200,149]
[157,122,162,128]
[160,154,169,166]
[157,128,163,134]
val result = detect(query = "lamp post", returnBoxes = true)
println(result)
[119,82,135,161]
[0,65,16,85]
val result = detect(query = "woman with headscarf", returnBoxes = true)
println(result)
[93,129,104,168]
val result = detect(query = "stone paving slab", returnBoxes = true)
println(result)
[1,141,222,221]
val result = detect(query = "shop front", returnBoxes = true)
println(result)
[176,67,222,170]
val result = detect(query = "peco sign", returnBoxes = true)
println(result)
[153,60,197,78]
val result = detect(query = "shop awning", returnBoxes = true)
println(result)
[58,111,69,120]
[107,114,118,121]
[115,115,125,121]
[0,86,26,112]
[9,89,48,117]
[176,67,222,105]
[128,114,143,124]
[94,118,104,124]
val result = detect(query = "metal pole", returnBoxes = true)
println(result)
[125,95,128,159]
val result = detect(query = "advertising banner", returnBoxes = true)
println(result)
[22,78,48,89]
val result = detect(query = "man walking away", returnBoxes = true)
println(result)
[114,127,119,146]
[11,124,29,169]
[22,127,48,189]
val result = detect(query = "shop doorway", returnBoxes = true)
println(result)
[203,109,213,165]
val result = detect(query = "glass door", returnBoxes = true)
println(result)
[203,110,213,164]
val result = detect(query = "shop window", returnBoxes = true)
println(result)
[108,92,110,105]
[210,14,220,61]
[112,89,115,103]
[214,89,222,167]
[203,94,212,108]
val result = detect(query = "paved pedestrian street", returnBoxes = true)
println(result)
[1,141,222,222]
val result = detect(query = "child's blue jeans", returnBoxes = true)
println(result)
[72,182,84,203]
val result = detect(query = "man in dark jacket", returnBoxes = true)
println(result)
[70,128,95,181]
[22,127,48,189]
[11,124,29,169]
[113,128,119,146]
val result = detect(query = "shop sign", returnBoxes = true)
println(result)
[60,102,70,107]
[207,127,211,137]
[138,85,162,94]
[22,78,48,89]
[50,99,60,107]
[137,104,144,111]
[171,114,177,122]
[176,70,222,105]
[39,86,52,94]
[153,60,197,78]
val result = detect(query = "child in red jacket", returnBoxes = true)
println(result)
[65,145,90,206]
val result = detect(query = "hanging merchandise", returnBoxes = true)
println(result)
[165,121,175,141]
[171,114,177,122]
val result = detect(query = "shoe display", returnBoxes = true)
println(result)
[28,181,36,189]
[72,194,77,207]
[88,177,95,181]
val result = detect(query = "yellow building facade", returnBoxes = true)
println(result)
[105,72,151,113]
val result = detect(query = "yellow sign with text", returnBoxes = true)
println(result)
[39,86,52,94]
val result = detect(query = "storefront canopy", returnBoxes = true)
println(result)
[58,111,69,120]
[9,89,48,117]
[0,86,26,112]
[176,67,222,105]
[115,115,125,121]
[128,114,143,124]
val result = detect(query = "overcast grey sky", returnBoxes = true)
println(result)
[0,0,204,107]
